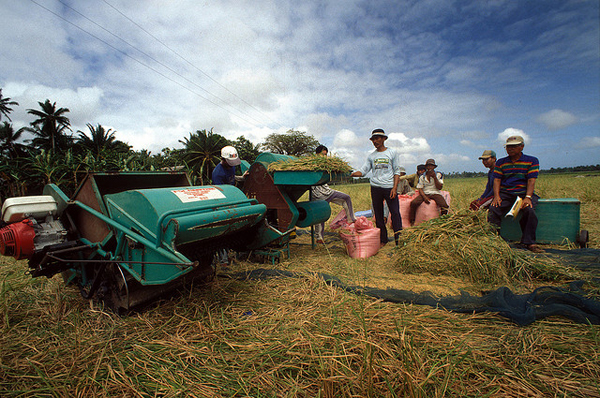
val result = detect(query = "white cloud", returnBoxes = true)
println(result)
[5,82,104,132]
[575,136,600,149]
[536,109,578,131]
[386,132,430,154]
[460,139,479,149]
[1,0,598,172]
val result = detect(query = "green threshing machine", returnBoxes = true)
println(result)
[0,153,333,310]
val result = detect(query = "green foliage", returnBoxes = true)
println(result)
[26,99,73,154]
[260,129,319,156]
[179,128,228,184]
[0,89,18,122]
[231,135,260,163]
[75,123,130,159]
[0,122,28,159]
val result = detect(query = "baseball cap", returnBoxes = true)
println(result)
[221,146,241,166]
[478,150,496,159]
[505,136,524,146]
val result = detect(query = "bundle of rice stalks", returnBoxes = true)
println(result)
[392,210,579,286]
[267,154,352,173]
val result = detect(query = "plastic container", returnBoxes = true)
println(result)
[1,195,58,222]
[500,198,581,244]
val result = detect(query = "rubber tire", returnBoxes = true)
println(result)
[577,230,589,248]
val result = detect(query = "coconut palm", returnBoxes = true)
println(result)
[26,99,73,153]
[0,122,28,159]
[179,129,228,184]
[75,123,130,158]
[0,89,19,122]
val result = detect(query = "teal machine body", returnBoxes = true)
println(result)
[0,154,341,310]
[241,152,333,249]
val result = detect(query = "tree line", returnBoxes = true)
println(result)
[0,88,319,199]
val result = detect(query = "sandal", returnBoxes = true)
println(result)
[526,244,545,254]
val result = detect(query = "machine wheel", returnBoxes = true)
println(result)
[577,230,589,248]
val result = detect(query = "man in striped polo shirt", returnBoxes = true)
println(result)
[488,135,544,253]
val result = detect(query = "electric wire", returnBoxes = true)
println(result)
[29,0,274,129]
[102,0,281,127]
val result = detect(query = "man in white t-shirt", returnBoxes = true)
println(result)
[409,158,449,225]
[350,129,403,247]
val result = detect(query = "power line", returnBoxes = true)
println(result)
[102,0,282,127]
[29,0,275,129]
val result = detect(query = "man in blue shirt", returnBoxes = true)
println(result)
[488,136,543,253]
[470,150,496,210]
[212,145,241,185]
[212,145,243,265]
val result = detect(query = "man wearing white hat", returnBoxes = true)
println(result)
[212,145,242,186]
[350,128,403,247]
[489,135,543,253]
[212,145,244,266]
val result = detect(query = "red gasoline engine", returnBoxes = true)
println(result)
[0,219,36,260]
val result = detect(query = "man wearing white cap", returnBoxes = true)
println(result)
[489,135,543,253]
[470,150,496,210]
[212,145,244,266]
[212,145,242,186]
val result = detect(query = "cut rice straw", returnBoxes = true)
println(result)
[267,154,352,174]
[392,210,582,285]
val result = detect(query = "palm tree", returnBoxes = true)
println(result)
[76,123,130,158]
[179,129,228,184]
[0,122,28,159]
[27,99,72,153]
[0,89,19,122]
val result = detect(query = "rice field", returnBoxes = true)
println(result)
[0,173,598,397]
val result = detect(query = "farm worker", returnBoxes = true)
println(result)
[212,145,245,266]
[397,167,414,195]
[212,145,248,186]
[380,166,412,224]
[399,164,426,189]
[310,145,357,244]
[408,158,449,226]
[488,135,543,253]
[469,150,497,210]
[350,128,403,247]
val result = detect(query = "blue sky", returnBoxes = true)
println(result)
[1,0,598,173]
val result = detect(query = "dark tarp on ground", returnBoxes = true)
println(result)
[232,248,600,326]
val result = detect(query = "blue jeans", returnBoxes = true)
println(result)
[371,186,402,244]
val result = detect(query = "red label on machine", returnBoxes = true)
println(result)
[171,187,226,202]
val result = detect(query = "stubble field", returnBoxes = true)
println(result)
[0,173,598,397]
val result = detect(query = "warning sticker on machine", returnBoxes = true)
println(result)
[171,187,226,202]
